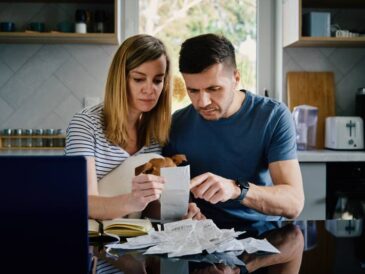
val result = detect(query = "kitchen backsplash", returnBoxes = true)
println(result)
[283,47,365,116]
[0,43,117,130]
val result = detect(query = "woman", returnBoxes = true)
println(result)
[65,34,203,220]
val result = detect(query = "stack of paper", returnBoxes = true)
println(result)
[107,219,280,258]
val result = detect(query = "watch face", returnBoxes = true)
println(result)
[237,178,249,189]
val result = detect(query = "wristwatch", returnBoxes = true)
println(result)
[234,178,250,202]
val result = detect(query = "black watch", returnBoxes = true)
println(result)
[234,178,250,202]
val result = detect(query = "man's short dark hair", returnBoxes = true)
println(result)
[179,33,237,73]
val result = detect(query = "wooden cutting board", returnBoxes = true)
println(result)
[287,72,336,149]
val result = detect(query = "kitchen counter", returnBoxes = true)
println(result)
[0,149,64,156]
[298,149,365,162]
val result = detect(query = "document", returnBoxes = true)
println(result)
[108,219,280,258]
[160,166,190,221]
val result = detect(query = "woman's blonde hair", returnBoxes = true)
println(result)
[104,34,172,149]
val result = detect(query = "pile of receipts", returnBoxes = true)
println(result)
[107,219,280,258]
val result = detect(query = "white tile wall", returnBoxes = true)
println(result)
[0,44,116,130]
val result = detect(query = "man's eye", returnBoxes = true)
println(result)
[188,89,199,94]
[208,87,220,92]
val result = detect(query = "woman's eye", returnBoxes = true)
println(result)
[133,78,144,83]
[154,79,163,84]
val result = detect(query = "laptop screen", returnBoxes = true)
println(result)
[0,156,89,274]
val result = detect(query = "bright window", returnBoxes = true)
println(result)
[139,0,257,112]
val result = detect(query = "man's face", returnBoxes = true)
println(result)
[182,63,240,120]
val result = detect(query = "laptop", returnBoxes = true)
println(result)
[0,156,89,274]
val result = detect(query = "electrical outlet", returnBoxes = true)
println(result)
[83,97,101,108]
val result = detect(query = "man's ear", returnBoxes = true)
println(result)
[135,162,153,176]
[233,69,240,88]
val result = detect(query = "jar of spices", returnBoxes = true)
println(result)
[23,129,33,148]
[33,129,44,147]
[45,128,55,147]
[2,128,13,148]
[54,129,65,147]
[13,129,23,148]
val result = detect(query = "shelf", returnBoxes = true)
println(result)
[303,0,365,9]
[285,36,365,48]
[0,147,64,150]
[0,32,119,44]
[283,0,365,48]
[0,0,121,44]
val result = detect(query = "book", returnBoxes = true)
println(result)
[88,218,153,239]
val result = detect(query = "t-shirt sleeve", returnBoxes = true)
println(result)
[65,112,96,157]
[267,104,297,163]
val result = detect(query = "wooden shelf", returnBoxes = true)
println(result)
[303,0,365,9]
[285,36,365,47]
[0,147,64,150]
[283,0,365,48]
[0,0,121,44]
[0,32,119,44]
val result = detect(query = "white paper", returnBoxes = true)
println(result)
[160,166,190,221]
[109,219,280,259]
[239,237,280,254]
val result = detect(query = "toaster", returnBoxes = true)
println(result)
[325,116,364,150]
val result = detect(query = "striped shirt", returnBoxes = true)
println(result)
[65,103,161,181]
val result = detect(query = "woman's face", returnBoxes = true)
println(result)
[128,55,167,115]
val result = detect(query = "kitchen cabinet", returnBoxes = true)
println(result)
[283,0,365,47]
[298,162,326,220]
[297,150,365,220]
[0,0,121,44]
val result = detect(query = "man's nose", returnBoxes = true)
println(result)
[197,91,211,107]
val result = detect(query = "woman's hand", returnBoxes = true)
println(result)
[182,202,206,220]
[128,174,166,213]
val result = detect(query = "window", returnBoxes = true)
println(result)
[139,0,257,112]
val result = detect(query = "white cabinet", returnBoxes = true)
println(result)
[298,162,326,220]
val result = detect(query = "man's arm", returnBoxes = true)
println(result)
[190,159,304,219]
[242,159,304,219]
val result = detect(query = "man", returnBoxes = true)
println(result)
[163,33,304,223]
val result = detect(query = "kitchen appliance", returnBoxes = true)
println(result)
[287,71,335,149]
[355,87,365,144]
[325,116,364,150]
[292,105,318,150]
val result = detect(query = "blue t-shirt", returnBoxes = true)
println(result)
[163,90,297,222]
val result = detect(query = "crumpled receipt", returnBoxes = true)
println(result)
[107,219,279,258]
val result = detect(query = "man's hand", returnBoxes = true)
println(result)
[190,172,241,204]
[182,202,206,220]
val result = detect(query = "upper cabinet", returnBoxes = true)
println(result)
[283,0,365,47]
[0,0,121,44]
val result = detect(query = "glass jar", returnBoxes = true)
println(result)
[23,129,33,148]
[54,129,65,147]
[33,129,44,147]
[45,129,55,147]
[13,129,23,148]
[2,128,13,148]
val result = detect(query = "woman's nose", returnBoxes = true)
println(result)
[142,81,155,94]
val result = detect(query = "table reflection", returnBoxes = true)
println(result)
[92,221,305,274]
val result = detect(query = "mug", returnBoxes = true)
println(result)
[58,21,74,33]
[29,22,45,32]
[0,22,15,32]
